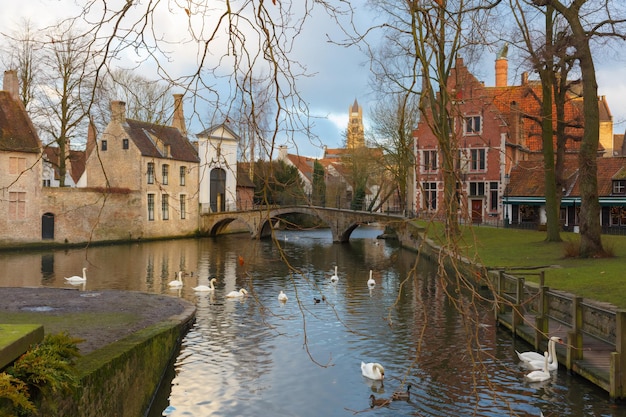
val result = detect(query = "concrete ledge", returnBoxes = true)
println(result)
[0,324,44,369]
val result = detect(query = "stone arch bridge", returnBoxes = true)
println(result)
[199,206,407,243]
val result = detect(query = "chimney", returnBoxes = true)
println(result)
[172,94,187,136]
[3,70,19,101]
[86,117,97,158]
[495,57,508,87]
[521,72,529,85]
[111,101,126,124]
[278,145,288,161]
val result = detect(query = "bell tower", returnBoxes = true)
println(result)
[347,99,364,148]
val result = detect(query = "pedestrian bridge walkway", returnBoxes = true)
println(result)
[199,205,407,242]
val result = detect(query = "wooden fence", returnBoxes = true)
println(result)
[491,269,626,399]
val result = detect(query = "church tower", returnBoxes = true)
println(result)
[347,99,364,148]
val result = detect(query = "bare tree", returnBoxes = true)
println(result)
[0,19,41,110]
[31,22,99,186]
[368,92,419,215]
[508,0,581,242]
[363,0,501,238]
[532,0,626,257]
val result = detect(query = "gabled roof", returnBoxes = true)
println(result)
[124,119,199,163]
[286,153,315,182]
[508,157,626,198]
[43,146,86,184]
[197,123,240,142]
[486,82,588,153]
[0,91,41,153]
[236,164,255,188]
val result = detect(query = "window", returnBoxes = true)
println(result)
[180,194,186,220]
[464,116,481,135]
[470,182,485,196]
[9,192,26,219]
[43,179,51,187]
[613,180,626,195]
[610,207,626,226]
[101,140,108,151]
[147,162,154,184]
[180,166,186,186]
[147,194,155,221]
[9,157,26,175]
[470,148,486,171]
[162,194,169,220]
[490,182,498,211]
[122,138,129,149]
[423,182,437,210]
[162,164,169,185]
[423,150,437,172]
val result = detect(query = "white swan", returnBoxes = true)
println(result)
[193,278,217,292]
[527,336,560,371]
[361,361,385,380]
[516,336,562,364]
[330,266,339,283]
[525,351,551,382]
[65,267,87,283]
[226,288,248,298]
[168,271,183,288]
[367,270,375,288]
[278,290,288,302]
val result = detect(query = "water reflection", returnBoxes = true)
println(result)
[0,227,623,416]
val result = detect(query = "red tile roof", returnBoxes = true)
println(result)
[0,91,41,153]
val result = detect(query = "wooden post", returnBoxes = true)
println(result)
[496,270,504,321]
[567,296,584,369]
[535,282,549,351]
[512,276,524,335]
[611,310,626,400]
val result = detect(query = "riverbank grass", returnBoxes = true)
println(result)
[418,222,626,309]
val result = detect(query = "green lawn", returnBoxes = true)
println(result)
[418,221,626,309]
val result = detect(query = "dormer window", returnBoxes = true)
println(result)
[613,179,626,195]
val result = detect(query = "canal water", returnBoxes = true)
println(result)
[1,227,624,416]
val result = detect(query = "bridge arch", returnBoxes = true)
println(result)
[199,206,404,242]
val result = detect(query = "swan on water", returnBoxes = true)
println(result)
[65,267,87,283]
[516,336,562,364]
[226,288,248,298]
[367,270,375,288]
[330,266,339,283]
[527,336,560,371]
[361,361,385,380]
[369,394,390,408]
[391,384,411,401]
[168,271,183,288]
[525,351,551,382]
[193,278,217,292]
[278,290,288,302]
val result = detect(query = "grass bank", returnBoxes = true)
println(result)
[418,222,626,309]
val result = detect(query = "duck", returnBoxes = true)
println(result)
[193,278,217,292]
[361,361,385,380]
[367,270,375,288]
[525,351,551,382]
[516,336,562,364]
[330,266,339,283]
[391,384,411,401]
[168,271,184,288]
[527,335,560,371]
[226,288,248,298]
[278,290,288,302]
[369,394,390,408]
[65,267,87,283]
[314,297,322,304]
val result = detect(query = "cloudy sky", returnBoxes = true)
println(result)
[2,1,626,158]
